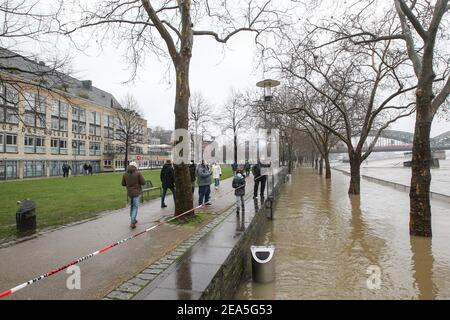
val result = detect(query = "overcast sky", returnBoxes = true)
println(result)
[61,1,449,138]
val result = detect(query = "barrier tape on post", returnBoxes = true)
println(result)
[0,173,264,299]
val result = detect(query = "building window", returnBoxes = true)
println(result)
[5,133,17,152]
[0,160,18,180]
[0,85,19,124]
[103,160,112,167]
[72,105,86,134]
[24,160,45,178]
[89,142,101,156]
[51,139,67,155]
[72,140,86,155]
[103,114,114,139]
[25,136,46,154]
[51,100,69,131]
[89,111,101,137]
[0,134,3,153]
[23,92,46,128]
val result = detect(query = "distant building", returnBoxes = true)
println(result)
[0,48,155,179]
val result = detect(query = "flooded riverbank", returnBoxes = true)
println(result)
[234,168,450,300]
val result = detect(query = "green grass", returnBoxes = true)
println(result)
[0,165,233,239]
[166,211,211,227]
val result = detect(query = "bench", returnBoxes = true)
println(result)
[141,180,161,203]
[126,180,161,203]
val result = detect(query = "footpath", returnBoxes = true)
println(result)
[0,176,254,300]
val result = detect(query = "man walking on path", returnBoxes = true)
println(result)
[211,162,222,190]
[189,160,196,193]
[197,160,212,206]
[160,160,176,208]
[122,162,145,229]
[252,161,267,199]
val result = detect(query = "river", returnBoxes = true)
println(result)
[234,168,450,300]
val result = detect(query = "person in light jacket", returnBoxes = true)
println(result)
[211,162,222,190]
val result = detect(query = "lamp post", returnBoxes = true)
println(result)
[256,79,280,219]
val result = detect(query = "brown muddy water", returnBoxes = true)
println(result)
[234,168,450,300]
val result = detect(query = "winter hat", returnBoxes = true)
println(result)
[129,161,138,168]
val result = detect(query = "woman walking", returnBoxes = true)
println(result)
[211,162,222,190]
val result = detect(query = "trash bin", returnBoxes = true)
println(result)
[16,199,36,234]
[251,245,275,283]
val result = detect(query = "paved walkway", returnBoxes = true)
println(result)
[0,176,256,300]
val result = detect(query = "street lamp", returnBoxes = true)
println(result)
[256,78,280,220]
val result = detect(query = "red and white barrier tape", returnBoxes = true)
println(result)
[0,174,258,299]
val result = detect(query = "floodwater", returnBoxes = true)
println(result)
[234,168,450,300]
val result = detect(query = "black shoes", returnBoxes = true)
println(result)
[161,204,168,208]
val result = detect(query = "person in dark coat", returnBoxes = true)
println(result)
[232,169,246,214]
[231,162,238,176]
[122,162,145,228]
[88,164,93,176]
[189,160,196,193]
[252,160,267,199]
[83,163,88,175]
[244,160,251,177]
[62,163,71,178]
[160,160,176,208]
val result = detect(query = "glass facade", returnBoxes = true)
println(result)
[0,160,18,180]
[23,160,46,178]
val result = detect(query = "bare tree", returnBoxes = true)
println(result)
[115,93,146,168]
[0,0,71,126]
[189,91,213,163]
[297,0,450,237]
[61,0,292,216]
[276,21,417,194]
[219,90,251,165]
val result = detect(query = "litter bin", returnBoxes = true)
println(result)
[251,245,275,283]
[16,199,36,234]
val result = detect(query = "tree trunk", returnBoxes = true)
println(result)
[233,131,238,165]
[319,156,323,176]
[409,89,433,237]
[315,157,318,170]
[173,60,194,216]
[124,140,129,171]
[348,153,361,195]
[324,152,331,179]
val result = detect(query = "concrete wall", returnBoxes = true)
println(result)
[200,168,288,300]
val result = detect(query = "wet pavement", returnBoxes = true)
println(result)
[234,168,450,300]
[0,176,246,300]
[133,194,263,300]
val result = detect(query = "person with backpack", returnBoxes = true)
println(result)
[232,169,246,214]
[160,160,176,208]
[196,160,212,206]
[121,162,146,229]
[231,162,238,176]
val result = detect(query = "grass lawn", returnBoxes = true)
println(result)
[0,165,233,240]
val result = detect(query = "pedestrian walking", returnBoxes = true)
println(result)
[231,162,238,176]
[62,163,71,178]
[252,161,267,199]
[196,160,212,206]
[121,162,145,229]
[83,163,88,175]
[160,160,176,208]
[211,162,222,190]
[88,164,93,176]
[244,160,251,178]
[189,160,196,193]
[232,169,246,214]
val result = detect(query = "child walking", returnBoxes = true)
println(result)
[232,169,246,214]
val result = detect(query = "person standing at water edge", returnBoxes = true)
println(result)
[160,160,176,208]
[211,162,222,190]
[122,162,145,229]
[197,160,212,206]
[232,169,246,214]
